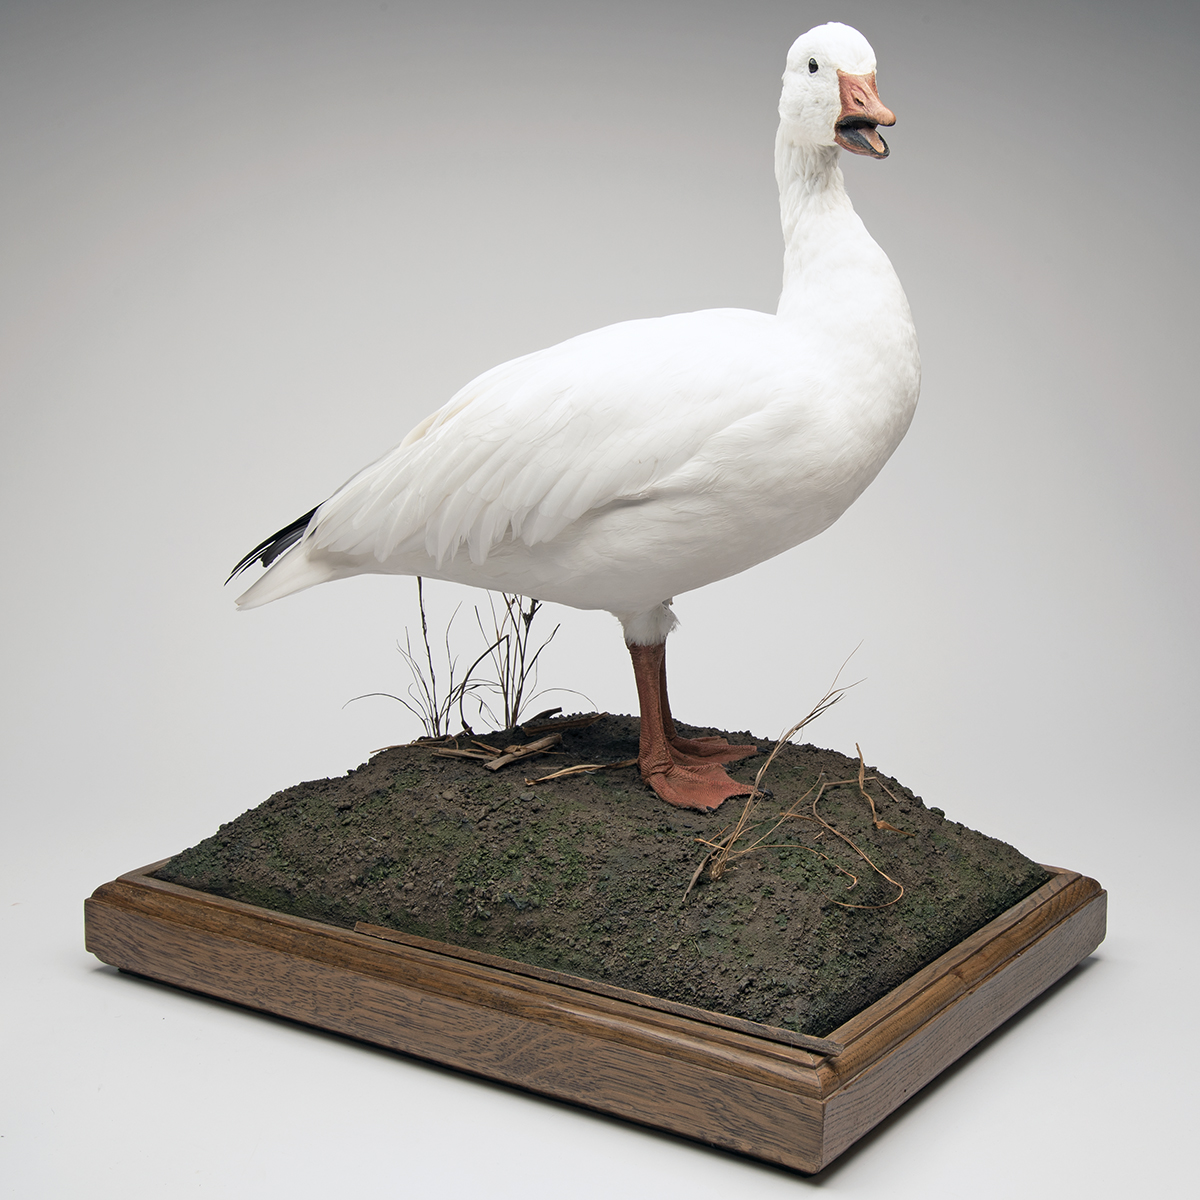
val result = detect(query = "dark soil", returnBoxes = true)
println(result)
[155,714,1051,1038]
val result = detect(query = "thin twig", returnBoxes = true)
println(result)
[680,648,916,909]
[520,712,606,735]
[706,651,862,883]
[854,744,914,836]
[347,578,499,738]
[810,777,906,910]
[483,733,562,771]
[467,593,591,730]
[523,756,637,784]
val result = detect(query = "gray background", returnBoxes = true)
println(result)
[3,0,1196,1194]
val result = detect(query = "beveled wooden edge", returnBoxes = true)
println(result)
[824,868,1104,1084]
[102,860,839,1067]
[352,920,846,1058]
[349,866,1101,1071]
[819,879,1107,1167]
[89,859,1101,1094]
[87,863,836,1090]
[85,857,1106,1173]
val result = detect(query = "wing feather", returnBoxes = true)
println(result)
[305,309,791,567]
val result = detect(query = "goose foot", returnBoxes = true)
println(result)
[627,639,758,812]
[644,762,755,812]
[668,734,758,765]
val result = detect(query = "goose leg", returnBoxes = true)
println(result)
[628,642,755,811]
[658,648,758,765]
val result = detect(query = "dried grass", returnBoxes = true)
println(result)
[350,579,589,741]
[683,654,910,909]
[524,757,639,785]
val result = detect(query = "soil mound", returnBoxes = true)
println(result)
[156,714,1050,1036]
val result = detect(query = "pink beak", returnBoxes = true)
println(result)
[834,71,896,158]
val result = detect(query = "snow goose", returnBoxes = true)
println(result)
[230,22,920,812]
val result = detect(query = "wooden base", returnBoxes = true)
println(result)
[85,862,1105,1173]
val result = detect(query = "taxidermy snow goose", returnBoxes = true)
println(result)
[230,22,920,813]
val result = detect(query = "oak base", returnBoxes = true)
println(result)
[85,862,1105,1173]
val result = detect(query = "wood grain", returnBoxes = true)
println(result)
[85,861,1105,1173]
[353,920,847,1057]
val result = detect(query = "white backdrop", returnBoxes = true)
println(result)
[2,1,1196,1195]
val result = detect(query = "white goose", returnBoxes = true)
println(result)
[231,22,920,812]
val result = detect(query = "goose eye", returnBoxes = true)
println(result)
[808,58,818,73]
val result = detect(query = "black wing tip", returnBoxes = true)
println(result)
[226,505,320,585]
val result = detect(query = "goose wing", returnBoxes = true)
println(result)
[305,309,790,568]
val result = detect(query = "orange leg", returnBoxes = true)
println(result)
[628,642,757,812]
[657,648,758,765]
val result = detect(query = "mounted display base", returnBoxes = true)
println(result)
[85,862,1104,1173]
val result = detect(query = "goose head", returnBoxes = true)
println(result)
[778,22,895,159]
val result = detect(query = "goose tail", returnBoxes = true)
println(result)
[228,505,337,609]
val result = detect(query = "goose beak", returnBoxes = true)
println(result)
[834,71,895,158]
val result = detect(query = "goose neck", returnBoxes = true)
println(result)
[774,135,860,313]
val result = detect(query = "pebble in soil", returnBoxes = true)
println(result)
[155,714,1052,1038]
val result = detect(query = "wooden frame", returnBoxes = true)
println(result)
[85,862,1105,1173]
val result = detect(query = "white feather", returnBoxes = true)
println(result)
[235,22,921,648]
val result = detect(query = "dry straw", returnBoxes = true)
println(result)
[685,654,911,908]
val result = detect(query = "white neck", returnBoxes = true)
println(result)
[774,134,869,321]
